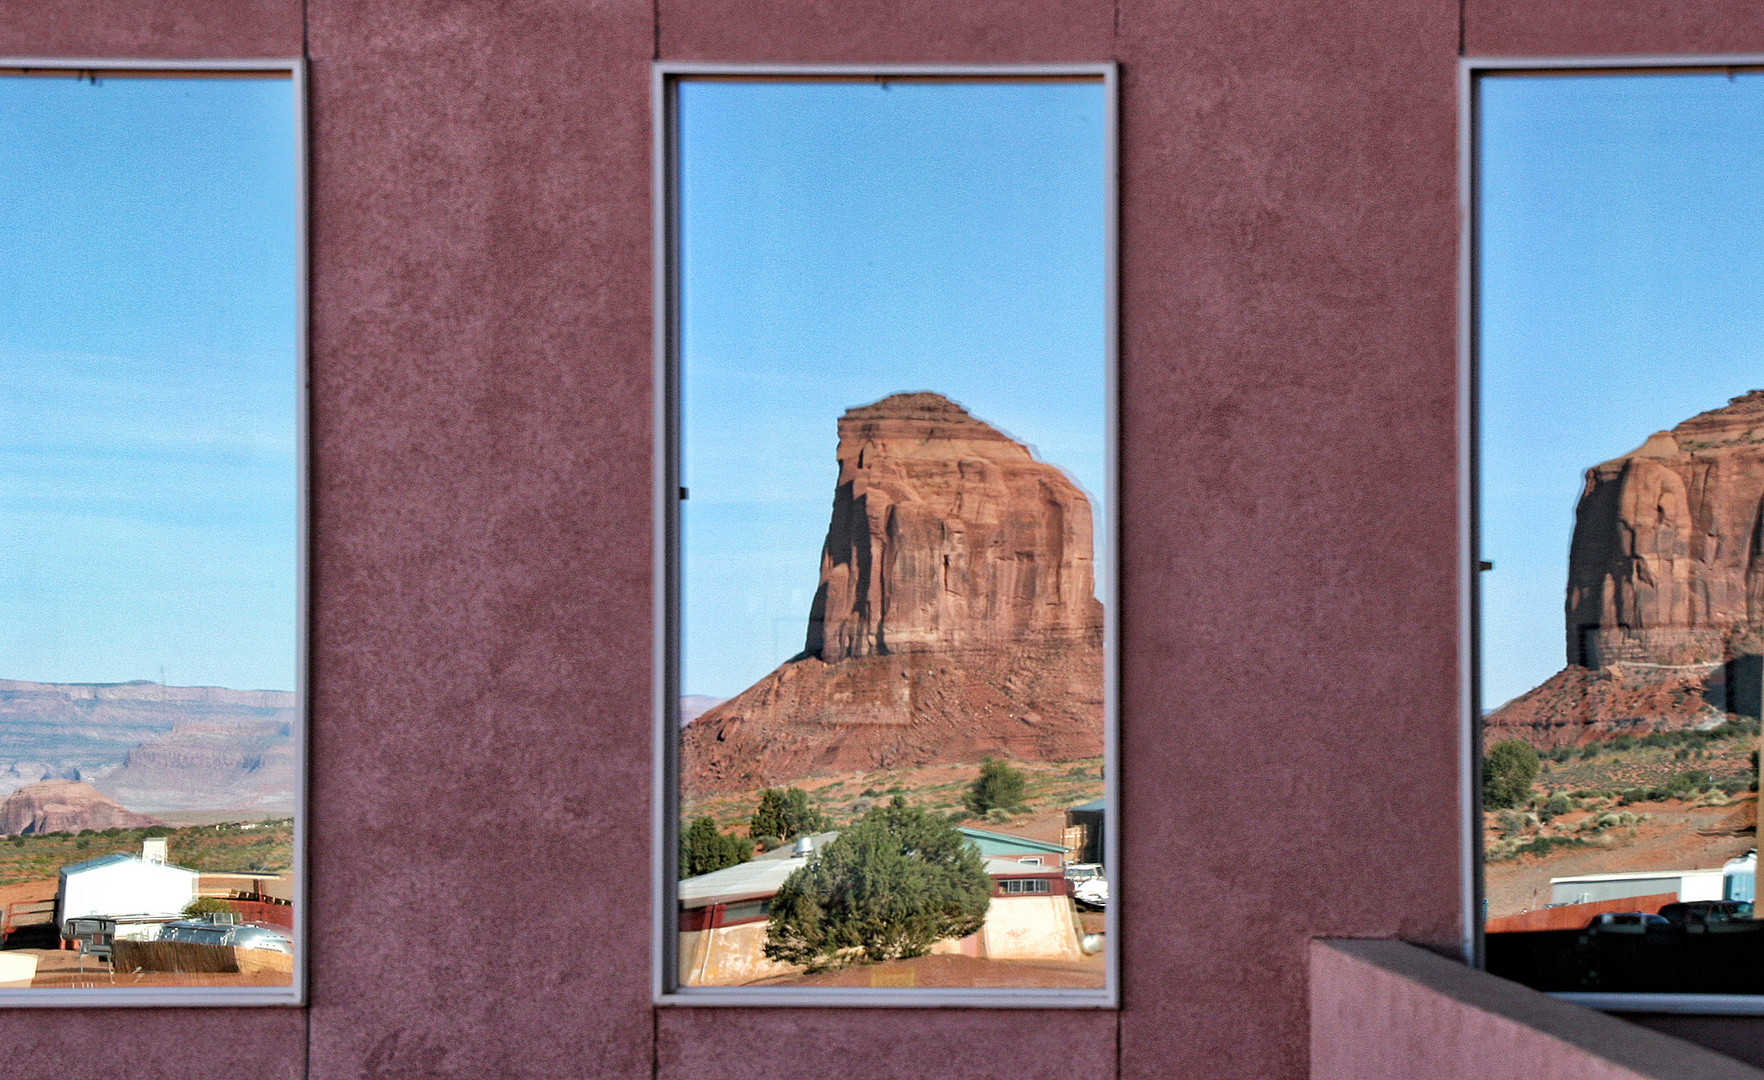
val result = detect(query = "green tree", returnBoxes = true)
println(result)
[183,896,233,918]
[749,787,827,842]
[1483,739,1540,810]
[679,816,751,878]
[963,759,1027,815]
[764,796,992,971]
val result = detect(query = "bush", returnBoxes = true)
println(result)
[1496,809,1525,839]
[182,896,233,918]
[963,759,1027,815]
[679,816,751,878]
[764,797,991,971]
[1513,836,1589,859]
[750,788,829,842]
[1541,794,1572,820]
[1483,740,1540,810]
[1656,769,1713,801]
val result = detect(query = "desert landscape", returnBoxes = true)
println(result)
[1483,390,1764,989]
[677,392,1109,989]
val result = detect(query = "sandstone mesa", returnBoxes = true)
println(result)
[1489,390,1764,745]
[0,779,161,836]
[682,392,1104,797]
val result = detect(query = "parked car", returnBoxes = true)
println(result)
[158,915,292,953]
[1585,911,1671,935]
[1658,900,1755,933]
[1065,865,1108,909]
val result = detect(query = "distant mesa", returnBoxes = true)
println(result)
[0,679,298,813]
[0,779,161,836]
[1489,390,1764,745]
[682,392,1103,797]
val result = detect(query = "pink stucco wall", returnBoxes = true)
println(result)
[1312,939,1764,1080]
[0,1,1760,1078]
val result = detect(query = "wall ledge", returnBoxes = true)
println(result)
[1312,938,1764,1080]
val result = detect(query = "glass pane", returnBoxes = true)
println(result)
[668,73,1112,998]
[1478,68,1764,998]
[0,67,301,1002]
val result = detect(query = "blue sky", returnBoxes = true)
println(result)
[1479,71,1764,707]
[678,79,1108,700]
[0,74,299,693]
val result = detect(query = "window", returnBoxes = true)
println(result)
[0,60,304,1007]
[1470,56,1764,1011]
[655,63,1116,1006]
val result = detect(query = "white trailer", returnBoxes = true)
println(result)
[56,854,197,933]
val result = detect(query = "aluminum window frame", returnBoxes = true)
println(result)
[1462,52,1764,1016]
[651,60,1119,1009]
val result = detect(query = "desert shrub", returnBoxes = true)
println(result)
[963,759,1028,815]
[182,896,232,918]
[764,797,991,971]
[750,787,829,842]
[1610,734,1638,751]
[1483,740,1540,810]
[1659,769,1713,800]
[1514,836,1589,859]
[754,834,785,852]
[1579,744,1599,760]
[1496,809,1525,839]
[679,816,751,878]
[861,787,882,798]
[985,807,1012,824]
[1541,794,1572,820]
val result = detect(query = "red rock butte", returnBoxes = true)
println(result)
[1566,389,1764,669]
[1490,390,1764,746]
[682,392,1104,797]
[0,779,161,836]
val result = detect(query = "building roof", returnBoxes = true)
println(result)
[679,855,810,908]
[956,826,1067,855]
[59,853,196,877]
[1069,798,1105,813]
[1549,868,1725,885]
[752,831,839,861]
[982,857,1061,877]
[680,834,1062,908]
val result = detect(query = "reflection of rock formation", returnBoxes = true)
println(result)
[683,393,1103,797]
[0,680,297,811]
[1567,390,1764,669]
[1491,391,1764,747]
[0,779,160,835]
[96,721,297,813]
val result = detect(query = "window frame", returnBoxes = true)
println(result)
[1461,52,1764,1016]
[650,60,1119,1008]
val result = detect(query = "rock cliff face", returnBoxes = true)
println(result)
[1489,391,1764,747]
[683,393,1103,797]
[0,779,160,836]
[96,720,297,813]
[1566,390,1764,669]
